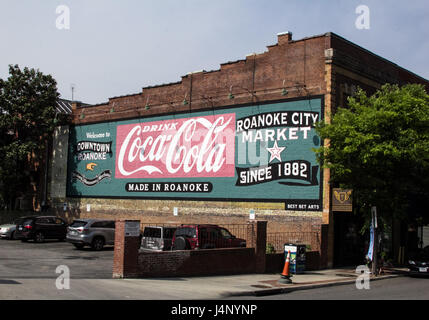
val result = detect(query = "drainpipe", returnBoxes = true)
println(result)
[42,138,50,212]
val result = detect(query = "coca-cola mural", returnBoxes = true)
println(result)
[67,97,323,211]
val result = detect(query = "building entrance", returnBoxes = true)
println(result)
[333,212,366,267]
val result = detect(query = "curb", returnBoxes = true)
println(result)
[223,274,405,297]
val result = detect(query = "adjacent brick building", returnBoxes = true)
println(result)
[48,32,429,268]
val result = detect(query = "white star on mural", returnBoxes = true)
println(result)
[266,140,286,163]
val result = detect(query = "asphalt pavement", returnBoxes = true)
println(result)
[0,239,420,300]
[0,238,113,279]
[228,276,429,300]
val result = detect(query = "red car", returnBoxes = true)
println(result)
[172,224,246,250]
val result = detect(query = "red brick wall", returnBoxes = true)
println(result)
[137,248,256,277]
[329,33,429,90]
[113,220,141,278]
[71,33,327,125]
[59,31,429,273]
[113,219,269,278]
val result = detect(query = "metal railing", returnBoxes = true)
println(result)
[139,222,248,240]
[266,231,321,253]
[138,222,320,252]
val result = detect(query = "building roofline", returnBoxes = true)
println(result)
[327,32,429,83]
[81,31,428,108]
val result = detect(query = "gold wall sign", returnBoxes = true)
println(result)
[332,189,353,212]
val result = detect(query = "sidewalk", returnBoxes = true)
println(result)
[0,267,408,300]
[223,267,408,297]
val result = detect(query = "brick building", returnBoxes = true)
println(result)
[48,32,429,268]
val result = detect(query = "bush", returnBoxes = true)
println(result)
[266,243,275,254]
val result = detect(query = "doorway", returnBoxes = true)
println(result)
[333,212,366,267]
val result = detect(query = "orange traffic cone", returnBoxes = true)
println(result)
[278,250,292,284]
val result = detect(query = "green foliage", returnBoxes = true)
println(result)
[0,65,62,209]
[314,84,429,222]
[266,243,276,254]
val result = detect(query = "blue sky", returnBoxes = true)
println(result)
[0,0,428,104]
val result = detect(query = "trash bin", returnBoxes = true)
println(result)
[284,243,306,274]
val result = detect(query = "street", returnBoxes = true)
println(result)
[229,276,429,300]
[0,238,113,279]
[1,239,428,300]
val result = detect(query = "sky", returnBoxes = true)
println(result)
[0,0,428,105]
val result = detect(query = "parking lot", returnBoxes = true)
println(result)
[0,239,114,279]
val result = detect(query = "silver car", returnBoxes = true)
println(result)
[141,226,177,251]
[0,221,18,239]
[66,219,115,251]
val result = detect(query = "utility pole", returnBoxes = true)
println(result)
[371,206,379,276]
[71,83,76,102]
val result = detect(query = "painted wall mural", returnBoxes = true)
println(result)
[67,97,323,211]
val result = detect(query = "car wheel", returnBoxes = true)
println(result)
[73,243,84,249]
[91,237,105,251]
[173,236,190,250]
[34,232,45,243]
[21,239,28,242]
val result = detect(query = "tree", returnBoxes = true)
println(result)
[315,84,429,222]
[315,84,429,271]
[0,65,62,209]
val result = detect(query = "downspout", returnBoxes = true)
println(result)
[42,137,50,212]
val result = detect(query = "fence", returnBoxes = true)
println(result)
[266,231,321,253]
[138,222,320,253]
[139,222,249,240]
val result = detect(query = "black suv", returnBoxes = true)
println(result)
[15,216,68,243]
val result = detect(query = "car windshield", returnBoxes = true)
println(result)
[70,221,88,228]
[143,227,161,238]
[175,227,196,238]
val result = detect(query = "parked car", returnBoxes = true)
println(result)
[14,216,68,243]
[66,219,115,251]
[140,226,177,251]
[0,219,20,239]
[408,246,429,276]
[172,224,246,250]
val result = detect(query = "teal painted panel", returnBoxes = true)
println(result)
[66,97,323,210]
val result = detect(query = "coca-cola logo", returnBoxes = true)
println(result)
[115,114,236,178]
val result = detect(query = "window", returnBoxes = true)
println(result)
[220,228,233,239]
[70,221,88,228]
[55,218,64,225]
[36,218,50,224]
[106,221,115,229]
[200,228,208,240]
[91,221,106,228]
[175,227,197,238]
[163,228,176,239]
[208,228,221,240]
[143,227,161,238]
[91,221,114,228]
